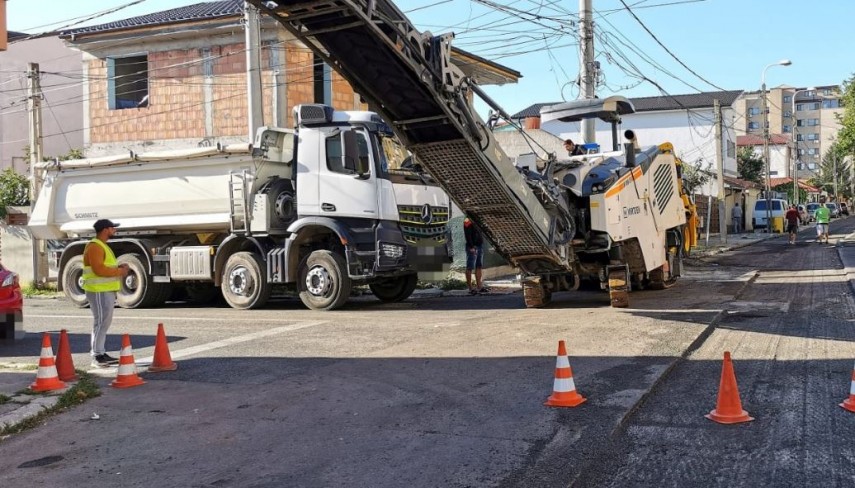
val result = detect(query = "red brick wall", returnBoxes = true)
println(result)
[89,42,366,143]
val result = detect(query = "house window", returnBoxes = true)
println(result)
[783,95,792,103]
[810,102,820,110]
[313,54,332,105]
[808,148,818,155]
[796,134,803,141]
[823,88,834,96]
[822,99,839,109]
[108,55,149,110]
[805,90,816,97]
[783,125,791,133]
[748,121,760,130]
[798,149,804,156]
[783,110,791,118]
[807,133,819,141]
[796,103,804,111]
[748,107,761,116]
[808,118,819,126]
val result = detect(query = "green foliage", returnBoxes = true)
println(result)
[21,281,59,297]
[837,74,855,156]
[0,372,100,439]
[0,168,29,217]
[438,276,469,291]
[679,157,714,194]
[736,146,764,185]
[810,142,853,200]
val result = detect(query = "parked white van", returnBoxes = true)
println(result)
[753,198,788,228]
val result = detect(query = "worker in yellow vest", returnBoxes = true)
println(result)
[83,219,129,367]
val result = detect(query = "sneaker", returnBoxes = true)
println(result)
[478,287,491,295]
[100,353,119,363]
[91,354,118,368]
[469,288,478,296]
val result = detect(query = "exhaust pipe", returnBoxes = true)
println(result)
[624,129,639,151]
[623,130,638,168]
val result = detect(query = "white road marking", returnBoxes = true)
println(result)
[27,314,312,323]
[135,320,327,363]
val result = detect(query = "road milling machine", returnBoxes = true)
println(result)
[248,0,697,307]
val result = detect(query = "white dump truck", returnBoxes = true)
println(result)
[28,105,451,311]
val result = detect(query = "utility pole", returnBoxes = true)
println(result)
[27,62,47,285]
[27,62,43,198]
[245,1,264,144]
[578,0,596,144]
[714,99,726,243]
[761,84,772,231]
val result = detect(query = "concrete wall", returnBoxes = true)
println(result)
[0,36,84,169]
[541,106,738,196]
[0,223,35,285]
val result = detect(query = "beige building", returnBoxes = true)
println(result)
[733,85,843,178]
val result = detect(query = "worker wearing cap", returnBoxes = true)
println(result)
[83,219,129,367]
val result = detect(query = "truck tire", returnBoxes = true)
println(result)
[298,250,351,311]
[221,251,271,309]
[117,253,171,308]
[61,255,89,308]
[369,273,418,303]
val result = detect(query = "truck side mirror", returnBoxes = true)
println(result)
[343,130,370,177]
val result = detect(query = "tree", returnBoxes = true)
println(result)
[837,73,855,157]
[736,146,764,185]
[809,142,852,200]
[680,157,714,195]
[0,168,29,218]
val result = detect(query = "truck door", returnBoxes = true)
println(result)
[318,129,379,220]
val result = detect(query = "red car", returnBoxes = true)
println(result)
[0,263,23,344]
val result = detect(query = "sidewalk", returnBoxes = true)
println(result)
[690,230,780,257]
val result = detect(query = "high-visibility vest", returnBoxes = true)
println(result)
[82,239,120,293]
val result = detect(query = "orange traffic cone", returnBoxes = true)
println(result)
[545,340,586,408]
[30,333,67,392]
[706,351,753,424]
[110,334,145,388]
[840,361,855,413]
[54,329,78,382]
[148,323,177,373]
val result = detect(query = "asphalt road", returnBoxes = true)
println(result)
[0,219,853,487]
[574,217,855,487]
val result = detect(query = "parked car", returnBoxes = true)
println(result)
[752,198,787,229]
[806,202,821,222]
[825,202,840,218]
[840,203,850,216]
[0,263,23,344]
[796,204,809,225]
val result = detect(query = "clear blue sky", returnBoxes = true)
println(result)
[8,0,855,115]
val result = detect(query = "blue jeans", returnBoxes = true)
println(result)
[466,246,484,270]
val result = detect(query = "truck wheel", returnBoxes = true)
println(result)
[221,252,271,309]
[61,255,88,308]
[117,253,170,308]
[369,273,418,303]
[298,250,351,311]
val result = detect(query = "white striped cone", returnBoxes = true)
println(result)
[840,361,855,413]
[545,340,586,408]
[30,333,67,392]
[111,334,145,388]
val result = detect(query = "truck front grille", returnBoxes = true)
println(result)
[398,204,449,244]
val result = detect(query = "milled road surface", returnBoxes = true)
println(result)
[574,218,855,487]
[0,220,852,487]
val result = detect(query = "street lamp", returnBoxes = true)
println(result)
[761,59,792,231]
[791,86,816,206]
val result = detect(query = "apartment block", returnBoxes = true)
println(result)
[733,85,843,177]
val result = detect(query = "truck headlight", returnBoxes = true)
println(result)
[380,243,405,259]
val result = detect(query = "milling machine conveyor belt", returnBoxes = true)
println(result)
[249,0,566,270]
